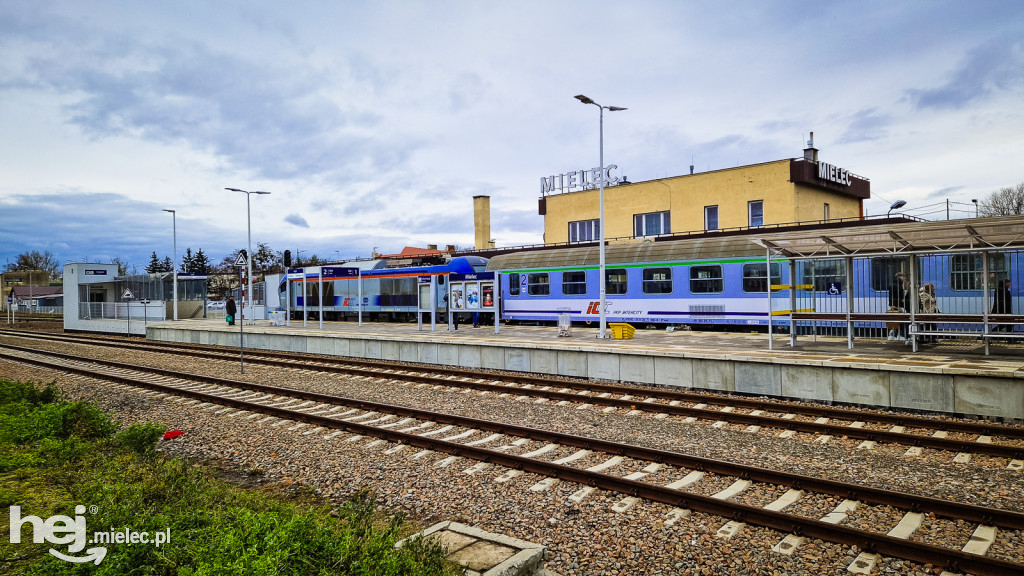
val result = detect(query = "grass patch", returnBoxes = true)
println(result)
[0,379,460,575]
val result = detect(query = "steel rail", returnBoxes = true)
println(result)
[3,336,1023,459]
[4,328,1023,440]
[4,346,1023,530]
[1,348,1020,576]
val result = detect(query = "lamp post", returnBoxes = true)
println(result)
[575,94,627,339]
[225,188,271,324]
[972,199,979,218]
[162,209,177,320]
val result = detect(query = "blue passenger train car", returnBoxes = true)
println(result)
[281,255,489,321]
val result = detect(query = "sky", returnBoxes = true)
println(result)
[2,1,1023,273]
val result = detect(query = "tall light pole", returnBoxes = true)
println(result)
[162,209,177,321]
[575,94,627,339]
[972,199,979,218]
[225,188,271,324]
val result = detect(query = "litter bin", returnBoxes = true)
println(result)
[608,322,635,339]
[557,313,572,337]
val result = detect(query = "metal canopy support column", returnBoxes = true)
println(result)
[789,260,798,347]
[909,254,919,353]
[766,247,773,351]
[845,255,854,349]
[357,270,363,327]
[983,251,990,355]
[318,268,323,330]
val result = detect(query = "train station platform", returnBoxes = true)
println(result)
[145,318,1024,422]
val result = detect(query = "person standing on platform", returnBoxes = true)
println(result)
[992,279,1012,333]
[919,283,937,343]
[888,272,910,340]
[226,296,237,326]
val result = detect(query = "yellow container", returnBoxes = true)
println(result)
[608,322,635,339]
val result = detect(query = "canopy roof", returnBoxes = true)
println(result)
[751,215,1024,259]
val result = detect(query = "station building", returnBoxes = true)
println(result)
[537,137,870,245]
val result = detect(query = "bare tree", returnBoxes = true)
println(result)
[979,182,1024,216]
[5,250,61,280]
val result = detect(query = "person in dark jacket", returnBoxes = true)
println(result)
[888,272,910,339]
[991,279,1012,333]
[225,296,237,326]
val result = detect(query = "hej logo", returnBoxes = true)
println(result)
[9,505,107,564]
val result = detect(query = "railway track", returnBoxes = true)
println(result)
[2,345,1022,575]
[3,329,1024,466]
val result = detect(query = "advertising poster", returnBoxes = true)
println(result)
[466,283,480,309]
[482,284,494,308]
[451,284,464,309]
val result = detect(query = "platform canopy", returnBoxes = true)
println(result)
[750,215,1024,259]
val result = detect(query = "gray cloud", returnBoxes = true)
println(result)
[837,108,893,144]
[284,213,309,228]
[906,36,1024,110]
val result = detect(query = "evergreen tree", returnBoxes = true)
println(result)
[181,248,195,273]
[162,256,174,272]
[145,252,162,274]
[193,249,212,275]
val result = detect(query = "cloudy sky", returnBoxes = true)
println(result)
[2,1,1023,273]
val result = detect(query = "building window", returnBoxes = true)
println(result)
[823,203,830,221]
[508,273,520,296]
[606,268,628,295]
[690,265,723,293]
[527,273,549,295]
[802,259,846,292]
[633,211,670,237]
[950,253,1007,291]
[704,206,718,231]
[643,267,672,294]
[562,271,587,295]
[748,200,764,227]
[742,263,781,293]
[569,219,599,243]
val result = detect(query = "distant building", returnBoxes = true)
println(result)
[538,136,870,245]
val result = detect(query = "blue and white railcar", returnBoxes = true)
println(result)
[487,237,794,328]
[283,256,488,320]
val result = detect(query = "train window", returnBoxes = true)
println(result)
[950,253,1007,290]
[871,258,909,292]
[802,259,846,291]
[508,273,520,296]
[562,271,587,295]
[742,263,781,293]
[527,273,550,295]
[643,267,672,294]
[690,265,723,293]
[606,268,628,295]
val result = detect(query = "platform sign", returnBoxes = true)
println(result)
[177,273,209,279]
[449,272,494,282]
[287,267,304,280]
[320,267,359,279]
[84,269,108,276]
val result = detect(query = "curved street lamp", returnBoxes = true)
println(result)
[162,209,177,320]
[575,94,627,339]
[887,200,907,217]
[225,188,271,324]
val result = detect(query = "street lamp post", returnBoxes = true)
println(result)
[225,188,271,325]
[972,199,979,218]
[162,209,177,321]
[575,94,627,339]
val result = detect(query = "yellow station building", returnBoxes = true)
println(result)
[537,139,870,245]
